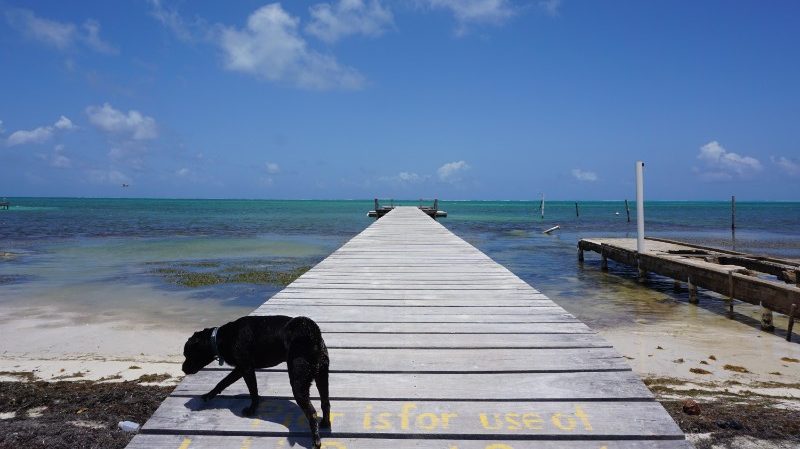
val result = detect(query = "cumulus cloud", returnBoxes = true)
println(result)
[176,167,190,177]
[6,115,76,146]
[437,160,470,182]
[218,4,363,90]
[5,9,117,54]
[571,168,597,182]
[0,120,4,134]
[54,115,76,130]
[48,144,71,168]
[420,0,514,34]
[696,141,762,180]
[306,0,393,43]
[86,169,131,185]
[266,162,281,174]
[772,156,800,176]
[538,0,562,17]
[86,103,158,140]
[381,171,425,184]
[148,0,210,43]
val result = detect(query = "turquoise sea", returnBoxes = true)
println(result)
[1,198,799,332]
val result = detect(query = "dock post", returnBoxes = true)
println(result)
[687,276,698,304]
[635,161,645,254]
[600,247,608,271]
[726,272,735,317]
[795,269,799,288]
[760,302,775,332]
[577,248,584,263]
[673,280,681,292]
[788,304,797,342]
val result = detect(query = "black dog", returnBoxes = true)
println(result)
[182,315,330,448]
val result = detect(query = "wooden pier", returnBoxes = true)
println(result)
[0,200,9,210]
[128,207,687,449]
[579,237,800,339]
[368,198,447,219]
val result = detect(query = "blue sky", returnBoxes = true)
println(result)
[1,0,798,200]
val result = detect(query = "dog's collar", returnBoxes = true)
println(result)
[211,327,224,366]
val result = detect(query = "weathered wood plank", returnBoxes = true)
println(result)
[266,298,548,307]
[255,305,565,317]
[140,398,681,438]
[173,371,653,400]
[320,332,605,348]
[200,348,626,373]
[128,435,693,449]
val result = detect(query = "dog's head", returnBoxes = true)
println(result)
[181,328,216,375]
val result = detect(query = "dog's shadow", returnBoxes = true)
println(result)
[183,396,330,448]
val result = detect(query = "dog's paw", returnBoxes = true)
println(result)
[201,393,215,402]
[242,406,256,417]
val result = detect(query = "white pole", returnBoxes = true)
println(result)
[636,161,645,253]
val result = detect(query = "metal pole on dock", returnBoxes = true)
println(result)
[636,162,645,254]
[625,199,631,223]
[575,202,579,218]
[540,194,545,220]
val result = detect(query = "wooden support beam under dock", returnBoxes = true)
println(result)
[129,207,687,449]
[578,237,800,339]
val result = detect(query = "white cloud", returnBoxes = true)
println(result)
[176,167,190,177]
[772,156,800,176]
[696,141,762,180]
[266,162,281,174]
[147,0,210,43]
[381,171,424,184]
[6,115,76,146]
[5,9,117,54]
[54,115,75,130]
[306,0,393,43]
[538,0,562,17]
[571,168,597,182]
[81,19,119,54]
[437,160,470,182]
[86,103,158,140]
[49,144,71,168]
[219,4,364,90]
[0,120,4,134]
[87,169,131,185]
[420,0,514,34]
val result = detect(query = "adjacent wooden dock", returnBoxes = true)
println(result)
[579,237,800,339]
[129,207,687,449]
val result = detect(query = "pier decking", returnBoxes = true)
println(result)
[129,207,687,449]
[579,237,800,339]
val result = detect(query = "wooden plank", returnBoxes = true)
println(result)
[128,435,693,449]
[320,332,606,348]
[273,290,545,299]
[255,305,566,317]
[140,398,682,438]
[252,309,579,324]
[173,371,654,400]
[317,322,595,334]
[198,348,626,373]
[266,298,547,307]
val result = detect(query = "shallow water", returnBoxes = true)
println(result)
[1,198,798,334]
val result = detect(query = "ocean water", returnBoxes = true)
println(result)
[1,198,798,331]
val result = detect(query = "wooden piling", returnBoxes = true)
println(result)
[688,276,698,304]
[788,304,797,342]
[727,271,734,317]
[731,195,736,232]
[625,199,631,223]
[575,202,579,218]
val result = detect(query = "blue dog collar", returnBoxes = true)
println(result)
[211,327,224,366]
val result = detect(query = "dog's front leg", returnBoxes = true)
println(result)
[241,368,260,417]
[202,368,242,402]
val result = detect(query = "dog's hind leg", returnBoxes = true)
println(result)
[289,357,321,449]
[241,368,260,417]
[202,368,242,402]
[315,358,331,429]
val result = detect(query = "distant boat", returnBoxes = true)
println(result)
[122,184,129,188]
[543,225,560,234]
